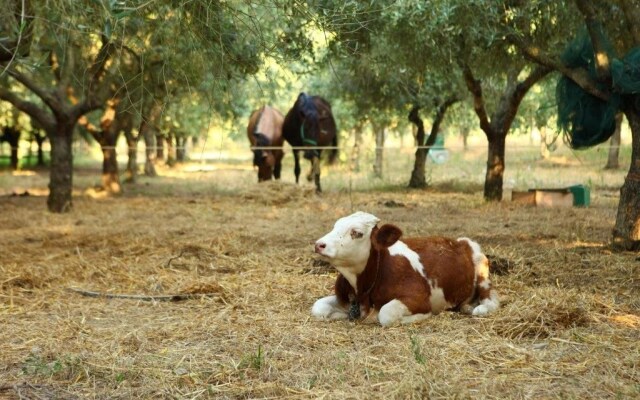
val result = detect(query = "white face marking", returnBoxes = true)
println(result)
[315,212,380,284]
[388,240,425,277]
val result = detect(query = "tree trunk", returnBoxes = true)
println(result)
[166,134,176,167]
[373,123,385,178]
[124,131,139,183]
[605,113,623,170]
[34,131,46,166]
[484,132,506,201]
[461,127,470,151]
[613,101,640,250]
[156,133,165,160]
[99,124,121,193]
[176,136,187,162]
[115,111,137,183]
[3,127,21,170]
[461,63,550,202]
[87,99,122,193]
[539,126,551,159]
[408,106,428,188]
[144,130,156,176]
[47,124,74,213]
[351,124,363,173]
[408,98,459,189]
[140,101,162,177]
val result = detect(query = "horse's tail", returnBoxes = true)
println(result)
[327,134,338,165]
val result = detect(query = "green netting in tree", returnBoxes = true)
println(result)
[612,47,640,94]
[556,75,619,148]
[556,29,640,149]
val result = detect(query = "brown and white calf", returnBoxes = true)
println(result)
[311,212,499,326]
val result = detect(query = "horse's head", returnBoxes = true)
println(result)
[257,150,277,182]
[252,133,275,182]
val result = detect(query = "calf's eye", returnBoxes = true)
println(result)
[350,230,364,239]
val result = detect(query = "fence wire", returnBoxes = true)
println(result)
[0,140,630,193]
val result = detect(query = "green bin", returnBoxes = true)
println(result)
[568,184,590,207]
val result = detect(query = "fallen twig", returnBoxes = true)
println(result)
[66,287,218,302]
[166,249,186,268]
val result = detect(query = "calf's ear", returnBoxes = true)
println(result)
[373,224,402,249]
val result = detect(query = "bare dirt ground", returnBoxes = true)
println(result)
[0,163,638,399]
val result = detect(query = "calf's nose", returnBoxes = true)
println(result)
[315,241,326,254]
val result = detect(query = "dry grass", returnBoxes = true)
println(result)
[0,161,638,399]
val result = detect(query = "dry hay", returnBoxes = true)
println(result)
[240,180,316,205]
[0,173,639,400]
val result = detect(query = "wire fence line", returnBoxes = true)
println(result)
[0,138,629,194]
[61,143,625,151]
[0,140,629,171]
[1,142,629,152]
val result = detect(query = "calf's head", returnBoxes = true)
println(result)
[314,211,403,272]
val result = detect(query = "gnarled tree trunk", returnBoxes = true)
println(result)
[351,124,363,173]
[33,130,46,166]
[156,132,165,161]
[408,106,427,188]
[140,101,163,177]
[461,63,551,201]
[613,101,640,250]
[176,135,187,163]
[484,132,507,201]
[373,123,385,178]
[2,127,21,170]
[144,128,157,176]
[408,97,459,189]
[605,113,623,170]
[98,101,122,193]
[124,130,139,183]
[461,127,470,151]
[47,123,75,212]
[166,134,176,167]
[100,139,120,192]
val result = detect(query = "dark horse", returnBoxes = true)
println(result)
[282,93,338,193]
[247,105,285,182]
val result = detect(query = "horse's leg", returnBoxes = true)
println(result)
[274,152,282,180]
[293,151,301,184]
[306,162,314,182]
[312,155,322,193]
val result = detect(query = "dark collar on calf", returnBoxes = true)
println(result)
[348,301,361,321]
[348,249,381,322]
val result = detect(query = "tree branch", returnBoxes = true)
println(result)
[574,0,611,82]
[494,66,552,135]
[512,66,553,109]
[459,62,492,136]
[0,86,55,132]
[59,44,77,91]
[4,67,64,115]
[426,95,460,148]
[620,0,640,44]
[86,37,115,96]
[66,38,116,121]
[408,105,422,126]
[0,0,35,64]
[508,35,610,101]
[67,287,220,302]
